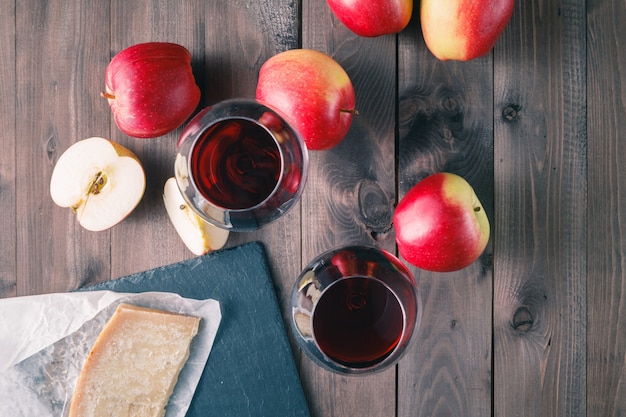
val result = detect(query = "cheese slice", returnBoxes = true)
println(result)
[68,303,201,417]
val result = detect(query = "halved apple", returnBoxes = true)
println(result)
[49,137,146,232]
[163,177,229,255]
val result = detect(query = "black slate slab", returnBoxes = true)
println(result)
[80,241,310,417]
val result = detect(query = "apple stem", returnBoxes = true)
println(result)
[100,91,116,100]
[474,206,481,212]
[341,109,359,115]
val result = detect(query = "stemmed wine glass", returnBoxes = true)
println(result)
[291,245,422,375]
[175,98,308,231]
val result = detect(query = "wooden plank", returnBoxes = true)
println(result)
[15,1,111,294]
[0,1,16,298]
[299,2,398,416]
[201,0,302,325]
[107,0,205,279]
[397,14,494,417]
[493,0,587,415]
[587,0,626,415]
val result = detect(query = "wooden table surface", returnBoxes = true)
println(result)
[1,0,625,416]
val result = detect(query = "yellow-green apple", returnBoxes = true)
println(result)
[326,0,413,37]
[102,42,201,138]
[256,49,356,151]
[394,172,490,272]
[420,0,515,61]
[163,177,229,256]
[49,137,145,232]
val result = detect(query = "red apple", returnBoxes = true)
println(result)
[102,42,201,138]
[326,0,413,37]
[256,49,356,151]
[394,172,490,272]
[420,0,515,61]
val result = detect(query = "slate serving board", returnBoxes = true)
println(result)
[79,241,310,417]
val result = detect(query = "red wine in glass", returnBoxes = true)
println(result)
[190,118,282,210]
[291,245,421,375]
[312,276,404,368]
[175,99,308,231]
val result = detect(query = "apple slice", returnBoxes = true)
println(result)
[50,137,146,232]
[163,177,229,256]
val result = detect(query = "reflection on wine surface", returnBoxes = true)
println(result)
[313,276,404,368]
[190,118,282,210]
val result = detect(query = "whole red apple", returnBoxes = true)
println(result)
[256,49,356,151]
[420,0,515,61]
[102,42,201,138]
[326,0,413,37]
[394,172,490,272]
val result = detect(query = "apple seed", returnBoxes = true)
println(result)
[90,171,107,195]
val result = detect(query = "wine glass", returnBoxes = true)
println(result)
[291,245,422,375]
[175,98,308,231]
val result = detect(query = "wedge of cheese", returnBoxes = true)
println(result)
[68,303,201,417]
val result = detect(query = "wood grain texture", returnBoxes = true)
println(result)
[397,14,493,417]
[299,1,398,415]
[0,1,16,298]
[493,1,587,416]
[15,1,112,294]
[587,0,626,415]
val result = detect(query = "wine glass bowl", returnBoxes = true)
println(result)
[291,245,422,375]
[175,98,308,231]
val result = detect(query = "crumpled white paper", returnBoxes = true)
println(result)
[0,291,221,417]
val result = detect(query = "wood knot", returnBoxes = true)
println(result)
[44,134,58,163]
[441,96,459,113]
[511,306,534,332]
[502,104,521,122]
[357,179,392,235]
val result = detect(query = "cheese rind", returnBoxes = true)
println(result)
[68,303,201,417]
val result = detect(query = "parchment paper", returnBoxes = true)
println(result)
[0,291,221,417]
